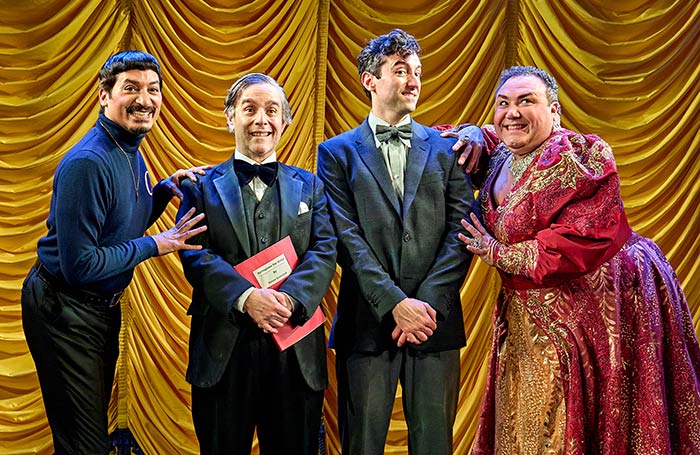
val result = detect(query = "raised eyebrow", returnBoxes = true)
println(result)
[239,98,281,108]
[497,92,535,100]
[121,78,160,87]
[390,60,422,72]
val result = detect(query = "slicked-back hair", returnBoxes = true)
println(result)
[496,66,561,114]
[99,50,162,94]
[357,28,421,100]
[223,73,293,125]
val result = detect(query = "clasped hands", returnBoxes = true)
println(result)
[244,288,294,334]
[391,298,437,347]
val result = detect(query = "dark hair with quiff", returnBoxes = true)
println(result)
[357,29,421,100]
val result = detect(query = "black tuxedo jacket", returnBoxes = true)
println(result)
[317,119,473,353]
[177,158,337,390]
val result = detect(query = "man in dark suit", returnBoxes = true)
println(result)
[177,73,337,455]
[317,29,474,454]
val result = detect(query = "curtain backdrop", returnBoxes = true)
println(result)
[1,1,698,454]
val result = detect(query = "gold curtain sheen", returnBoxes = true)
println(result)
[1,1,698,454]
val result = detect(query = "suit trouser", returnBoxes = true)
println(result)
[21,267,121,455]
[337,348,460,455]
[192,323,324,455]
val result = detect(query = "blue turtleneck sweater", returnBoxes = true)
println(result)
[37,113,170,295]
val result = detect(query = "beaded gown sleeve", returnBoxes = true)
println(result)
[484,129,631,288]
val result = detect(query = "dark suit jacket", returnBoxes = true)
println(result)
[177,158,337,391]
[317,119,473,353]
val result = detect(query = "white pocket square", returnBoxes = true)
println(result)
[298,202,309,215]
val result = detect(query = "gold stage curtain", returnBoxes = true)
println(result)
[0,1,698,454]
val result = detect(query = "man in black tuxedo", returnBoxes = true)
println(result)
[317,29,474,454]
[177,73,337,455]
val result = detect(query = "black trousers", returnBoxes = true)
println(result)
[192,324,324,455]
[21,266,121,455]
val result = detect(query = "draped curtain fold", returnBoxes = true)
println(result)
[0,1,697,453]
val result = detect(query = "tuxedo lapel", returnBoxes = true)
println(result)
[213,159,252,257]
[278,164,302,238]
[355,122,402,217]
[402,122,430,220]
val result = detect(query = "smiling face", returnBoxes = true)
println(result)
[362,52,421,125]
[226,83,288,162]
[494,75,559,156]
[99,69,161,134]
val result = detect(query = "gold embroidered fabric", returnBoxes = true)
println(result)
[495,294,566,455]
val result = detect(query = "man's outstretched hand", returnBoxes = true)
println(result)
[152,207,207,255]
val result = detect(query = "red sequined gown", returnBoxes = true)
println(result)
[471,127,700,454]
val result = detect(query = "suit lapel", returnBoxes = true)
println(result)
[355,121,402,217]
[402,121,430,219]
[278,164,302,238]
[213,159,252,257]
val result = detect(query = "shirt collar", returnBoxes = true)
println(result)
[234,150,277,165]
[368,112,412,148]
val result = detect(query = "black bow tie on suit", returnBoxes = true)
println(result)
[234,160,278,186]
[375,124,412,143]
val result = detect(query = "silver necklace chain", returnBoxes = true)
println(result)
[99,121,140,201]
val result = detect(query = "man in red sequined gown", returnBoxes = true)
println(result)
[457,66,700,454]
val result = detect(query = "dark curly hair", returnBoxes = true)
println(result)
[357,29,421,100]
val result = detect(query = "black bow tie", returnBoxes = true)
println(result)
[375,124,412,143]
[234,160,278,186]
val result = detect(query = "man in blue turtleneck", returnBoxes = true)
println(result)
[21,50,207,455]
